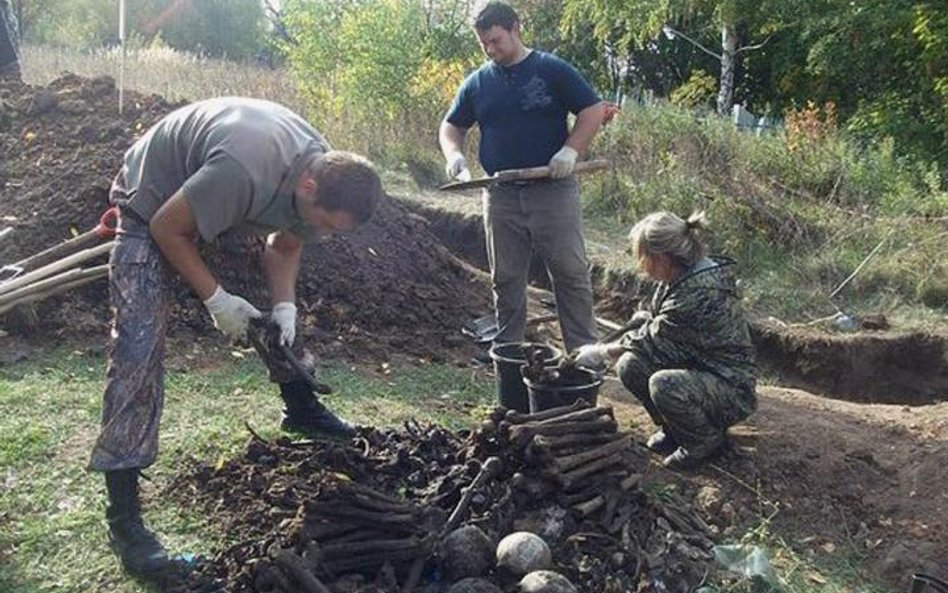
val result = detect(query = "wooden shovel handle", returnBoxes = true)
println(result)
[494,158,611,182]
[10,207,118,273]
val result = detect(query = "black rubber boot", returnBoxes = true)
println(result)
[278,380,356,438]
[105,469,170,577]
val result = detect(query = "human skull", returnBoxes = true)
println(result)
[440,525,494,581]
[518,570,578,593]
[496,532,552,576]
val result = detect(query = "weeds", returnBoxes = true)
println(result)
[591,100,947,325]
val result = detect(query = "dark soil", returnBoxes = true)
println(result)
[751,324,948,404]
[0,75,490,359]
[601,383,948,591]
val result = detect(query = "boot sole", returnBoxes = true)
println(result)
[280,420,355,439]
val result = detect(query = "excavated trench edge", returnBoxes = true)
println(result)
[403,199,948,405]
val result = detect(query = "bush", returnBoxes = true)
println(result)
[278,0,479,167]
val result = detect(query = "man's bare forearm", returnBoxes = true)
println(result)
[263,231,302,305]
[564,101,607,154]
[439,120,467,158]
[149,191,218,300]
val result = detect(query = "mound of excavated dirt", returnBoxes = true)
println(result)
[0,75,489,358]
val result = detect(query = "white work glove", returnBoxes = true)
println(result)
[548,145,578,178]
[271,302,297,346]
[445,151,472,182]
[629,310,652,330]
[202,286,263,338]
[573,343,609,370]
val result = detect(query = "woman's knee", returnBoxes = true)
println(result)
[649,369,692,410]
[616,352,649,392]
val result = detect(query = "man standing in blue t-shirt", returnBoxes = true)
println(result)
[439,2,606,367]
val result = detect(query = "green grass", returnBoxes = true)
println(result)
[0,347,894,593]
[707,520,889,593]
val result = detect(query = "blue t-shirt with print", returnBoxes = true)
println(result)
[445,50,600,175]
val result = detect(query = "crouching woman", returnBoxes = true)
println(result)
[575,211,757,469]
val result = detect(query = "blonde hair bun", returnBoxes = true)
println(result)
[685,210,709,231]
[628,210,710,269]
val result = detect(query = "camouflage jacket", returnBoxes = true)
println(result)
[619,256,757,389]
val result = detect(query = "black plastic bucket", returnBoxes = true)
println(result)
[489,342,562,413]
[525,366,603,413]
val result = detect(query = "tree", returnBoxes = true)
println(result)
[278,0,479,154]
[20,0,266,59]
[797,0,948,167]
[561,0,798,115]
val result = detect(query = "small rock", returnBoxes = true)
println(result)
[518,571,577,593]
[497,532,552,577]
[860,313,889,330]
[447,578,503,593]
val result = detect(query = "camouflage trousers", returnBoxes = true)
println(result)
[616,351,756,455]
[88,207,314,471]
[89,212,172,471]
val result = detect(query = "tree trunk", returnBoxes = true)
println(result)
[716,22,737,116]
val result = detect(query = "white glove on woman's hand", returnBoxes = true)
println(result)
[548,145,578,178]
[445,151,472,181]
[203,286,263,338]
[271,302,297,346]
[573,343,609,369]
[630,310,653,330]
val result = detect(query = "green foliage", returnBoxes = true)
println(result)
[20,0,266,59]
[154,0,266,59]
[559,0,948,171]
[789,0,948,169]
[588,99,948,319]
[279,0,479,163]
[670,69,718,108]
[336,0,426,122]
